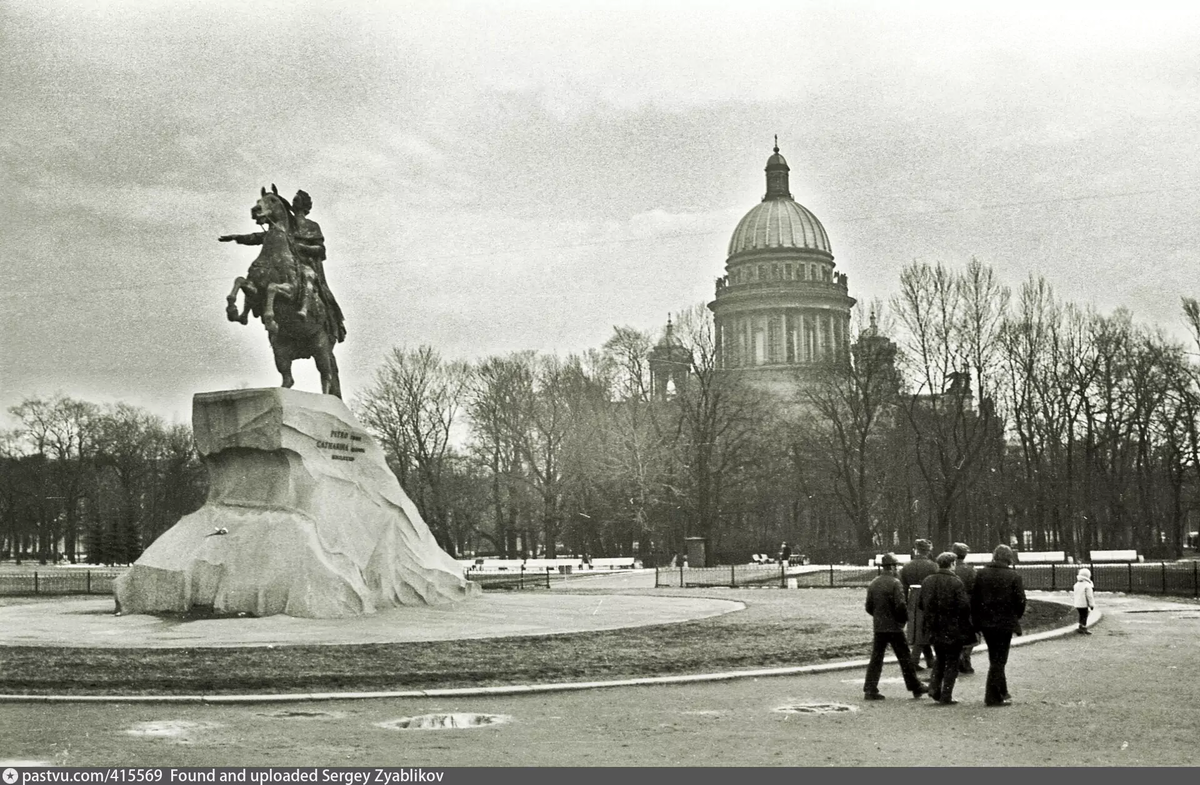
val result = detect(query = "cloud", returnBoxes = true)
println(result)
[5,0,1200,423]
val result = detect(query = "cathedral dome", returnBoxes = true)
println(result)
[728,198,831,257]
[727,143,831,258]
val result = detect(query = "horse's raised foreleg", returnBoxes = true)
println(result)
[227,278,257,324]
[226,278,247,323]
[263,282,295,335]
[237,281,256,324]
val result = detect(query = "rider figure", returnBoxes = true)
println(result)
[292,190,346,343]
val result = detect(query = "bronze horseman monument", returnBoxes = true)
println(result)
[114,186,479,617]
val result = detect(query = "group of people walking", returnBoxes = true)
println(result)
[864,540,1028,706]
[864,539,1097,705]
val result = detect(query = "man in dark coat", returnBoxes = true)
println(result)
[971,543,1026,707]
[952,541,978,673]
[899,538,937,671]
[918,552,974,705]
[863,553,929,701]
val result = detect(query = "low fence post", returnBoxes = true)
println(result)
[780,562,785,589]
[1194,561,1198,599]
[679,562,684,588]
[829,563,835,587]
[34,572,39,594]
[1127,562,1133,593]
[730,564,736,588]
[1051,563,1056,591]
[87,570,92,595]
[519,565,525,591]
[1161,562,1167,595]
[654,566,659,588]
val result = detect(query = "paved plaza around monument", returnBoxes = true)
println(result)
[0,590,742,648]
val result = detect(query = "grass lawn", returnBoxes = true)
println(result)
[0,588,1073,696]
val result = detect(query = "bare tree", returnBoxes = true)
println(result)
[357,345,471,554]
[798,304,902,550]
[662,304,773,560]
[891,260,1008,547]
[466,353,535,558]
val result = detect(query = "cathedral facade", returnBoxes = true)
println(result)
[709,144,856,391]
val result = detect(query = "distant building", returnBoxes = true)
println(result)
[647,315,692,401]
[709,143,856,393]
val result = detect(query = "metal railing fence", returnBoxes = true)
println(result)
[655,561,1200,598]
[655,563,879,589]
[0,570,123,596]
[1,561,1195,598]
[1016,561,1200,597]
[464,566,552,591]
[0,566,553,596]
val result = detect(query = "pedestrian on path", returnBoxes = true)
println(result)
[1073,568,1095,634]
[952,541,979,673]
[971,544,1026,707]
[918,552,974,705]
[863,553,929,701]
[900,538,937,671]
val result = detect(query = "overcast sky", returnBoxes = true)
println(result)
[3,0,1199,425]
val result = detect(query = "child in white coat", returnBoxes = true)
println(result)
[1073,568,1095,634]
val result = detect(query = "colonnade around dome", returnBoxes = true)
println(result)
[716,308,851,370]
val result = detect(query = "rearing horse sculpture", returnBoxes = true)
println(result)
[221,186,342,398]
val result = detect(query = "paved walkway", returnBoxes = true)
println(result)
[0,593,1196,766]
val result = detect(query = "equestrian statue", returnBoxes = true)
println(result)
[220,185,346,398]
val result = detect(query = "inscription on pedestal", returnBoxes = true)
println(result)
[316,429,367,462]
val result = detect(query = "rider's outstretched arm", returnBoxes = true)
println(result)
[217,232,265,245]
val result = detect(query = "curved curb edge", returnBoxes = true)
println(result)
[0,608,1102,705]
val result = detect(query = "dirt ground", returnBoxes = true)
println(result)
[1,592,1197,767]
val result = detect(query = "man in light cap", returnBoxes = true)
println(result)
[952,542,978,673]
[899,538,937,671]
[863,553,928,701]
[971,544,1026,706]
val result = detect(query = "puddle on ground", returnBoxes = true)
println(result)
[123,720,220,742]
[774,703,858,715]
[257,709,348,720]
[679,710,722,717]
[0,760,53,767]
[375,714,510,730]
[840,676,905,684]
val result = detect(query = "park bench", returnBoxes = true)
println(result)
[1088,549,1142,563]
[959,551,1066,564]
[1015,550,1068,564]
[589,557,637,569]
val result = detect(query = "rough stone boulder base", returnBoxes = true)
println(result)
[115,388,479,618]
